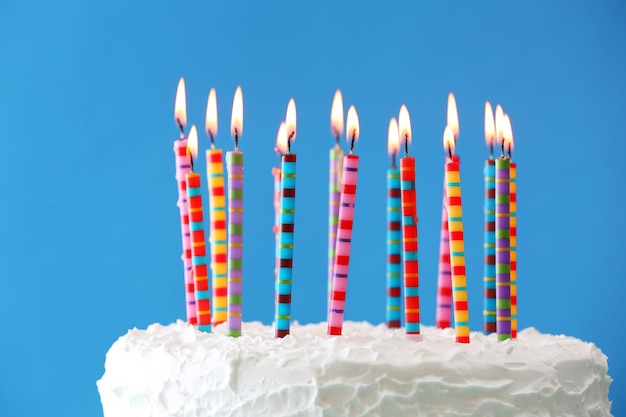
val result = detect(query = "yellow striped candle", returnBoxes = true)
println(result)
[443,126,469,343]
[205,88,227,326]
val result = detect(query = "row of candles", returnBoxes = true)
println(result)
[173,78,517,342]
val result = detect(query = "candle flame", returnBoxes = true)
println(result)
[443,125,455,156]
[187,125,199,160]
[230,86,243,139]
[398,104,412,145]
[484,101,495,148]
[346,105,360,144]
[387,117,399,156]
[447,93,459,141]
[503,114,514,153]
[495,104,504,148]
[331,90,344,138]
[286,98,297,142]
[205,88,218,138]
[275,122,288,155]
[174,77,187,128]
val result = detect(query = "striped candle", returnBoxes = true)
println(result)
[174,137,196,325]
[495,156,511,341]
[226,150,244,337]
[444,156,470,343]
[387,166,402,328]
[186,172,212,332]
[328,146,344,315]
[206,149,227,326]
[484,158,496,333]
[276,154,297,337]
[272,167,281,291]
[510,162,517,338]
[436,154,459,329]
[400,156,420,338]
[328,154,359,336]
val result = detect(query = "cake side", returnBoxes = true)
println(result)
[97,321,612,417]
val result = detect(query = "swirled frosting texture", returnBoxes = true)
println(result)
[97,321,612,417]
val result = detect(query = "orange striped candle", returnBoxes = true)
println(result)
[443,126,469,343]
[205,88,227,326]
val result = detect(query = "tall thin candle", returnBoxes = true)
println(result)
[443,126,470,343]
[483,101,496,333]
[436,94,459,329]
[205,88,228,327]
[506,115,517,339]
[173,78,196,325]
[328,105,360,336]
[398,104,421,340]
[275,99,298,338]
[495,106,511,341]
[386,117,402,328]
[227,86,244,337]
[185,125,212,332]
[328,90,345,316]
[436,177,452,329]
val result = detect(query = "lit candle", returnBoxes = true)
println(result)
[328,90,345,316]
[398,104,421,341]
[495,105,511,341]
[185,125,212,332]
[273,122,288,305]
[505,115,517,339]
[386,117,402,328]
[205,88,228,327]
[483,101,496,334]
[436,93,459,329]
[275,99,298,338]
[173,78,196,325]
[227,86,244,337]
[328,105,360,336]
[443,125,470,343]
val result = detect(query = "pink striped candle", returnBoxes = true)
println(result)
[173,77,196,325]
[328,105,359,336]
[328,90,344,316]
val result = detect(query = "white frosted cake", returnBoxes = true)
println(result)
[97,321,612,417]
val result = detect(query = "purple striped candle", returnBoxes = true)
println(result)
[495,156,511,341]
[226,150,244,337]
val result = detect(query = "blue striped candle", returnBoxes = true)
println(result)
[275,154,297,337]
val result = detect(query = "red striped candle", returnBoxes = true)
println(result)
[186,126,212,332]
[398,104,421,340]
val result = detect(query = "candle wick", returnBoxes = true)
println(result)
[448,144,453,160]
[209,132,215,149]
[335,134,340,147]
[490,143,494,159]
[187,148,195,172]
[404,134,409,157]
[287,138,292,154]
[350,130,356,154]
[391,153,396,169]
[501,138,505,157]
[177,118,185,138]
[235,128,239,151]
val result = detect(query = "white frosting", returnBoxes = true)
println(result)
[97,321,612,417]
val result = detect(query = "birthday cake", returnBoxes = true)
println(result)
[97,321,612,417]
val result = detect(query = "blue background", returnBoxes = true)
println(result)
[1,1,623,416]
